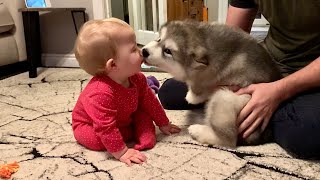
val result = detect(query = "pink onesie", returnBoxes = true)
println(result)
[72,72,169,153]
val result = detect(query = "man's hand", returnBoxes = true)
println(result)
[119,148,147,167]
[236,81,284,138]
[159,123,181,135]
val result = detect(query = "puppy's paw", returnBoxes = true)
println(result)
[188,124,210,144]
[185,91,206,104]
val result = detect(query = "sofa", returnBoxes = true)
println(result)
[0,0,26,67]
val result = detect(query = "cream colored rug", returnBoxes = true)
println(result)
[0,68,319,180]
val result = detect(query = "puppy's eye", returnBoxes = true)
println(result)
[163,48,172,55]
[156,38,161,42]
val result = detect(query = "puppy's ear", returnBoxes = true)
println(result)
[189,46,208,68]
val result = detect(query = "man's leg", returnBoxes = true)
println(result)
[158,78,204,110]
[270,88,320,159]
[132,110,157,150]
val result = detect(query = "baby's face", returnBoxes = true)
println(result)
[115,30,143,77]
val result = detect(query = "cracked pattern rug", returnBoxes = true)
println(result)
[0,68,319,180]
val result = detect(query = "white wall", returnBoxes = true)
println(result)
[40,0,93,54]
[41,0,107,67]
[41,0,228,67]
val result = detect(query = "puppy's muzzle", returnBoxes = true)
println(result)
[142,48,150,58]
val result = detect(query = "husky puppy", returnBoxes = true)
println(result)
[142,20,282,147]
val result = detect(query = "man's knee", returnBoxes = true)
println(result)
[159,79,186,109]
[158,78,204,110]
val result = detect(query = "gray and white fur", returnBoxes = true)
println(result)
[142,20,282,147]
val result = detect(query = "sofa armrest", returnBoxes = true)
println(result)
[0,3,14,33]
[1,0,27,61]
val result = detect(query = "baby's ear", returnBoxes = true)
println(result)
[105,58,116,71]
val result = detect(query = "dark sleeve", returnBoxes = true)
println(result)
[229,0,257,8]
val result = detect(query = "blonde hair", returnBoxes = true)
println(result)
[74,18,133,76]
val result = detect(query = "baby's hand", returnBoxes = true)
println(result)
[159,123,181,135]
[119,148,147,166]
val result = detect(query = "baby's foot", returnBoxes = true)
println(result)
[134,138,156,150]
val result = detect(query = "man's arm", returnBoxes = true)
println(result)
[226,1,320,138]
[226,5,258,33]
[237,56,320,138]
[277,56,320,101]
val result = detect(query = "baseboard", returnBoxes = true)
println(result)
[42,53,163,72]
[0,61,29,80]
[42,53,80,67]
[251,26,269,32]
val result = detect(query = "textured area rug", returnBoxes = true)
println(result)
[0,68,319,179]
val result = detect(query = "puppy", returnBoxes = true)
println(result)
[142,20,282,147]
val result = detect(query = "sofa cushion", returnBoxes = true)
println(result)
[0,3,14,33]
[0,33,19,66]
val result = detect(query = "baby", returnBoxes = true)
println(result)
[72,18,181,166]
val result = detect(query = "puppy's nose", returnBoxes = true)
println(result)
[142,48,150,58]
